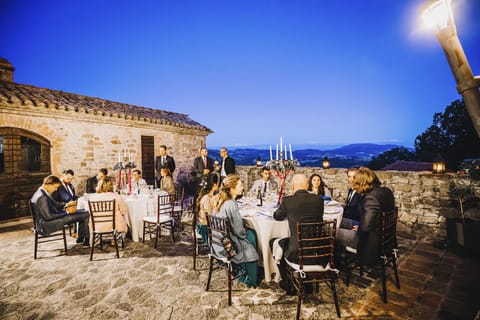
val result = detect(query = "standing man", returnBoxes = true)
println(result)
[192,147,214,195]
[270,173,324,295]
[219,147,235,181]
[155,145,176,188]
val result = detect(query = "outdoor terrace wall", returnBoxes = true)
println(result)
[237,165,480,239]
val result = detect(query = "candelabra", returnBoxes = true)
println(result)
[113,159,136,195]
[266,151,300,206]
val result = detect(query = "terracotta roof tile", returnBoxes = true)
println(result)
[0,80,212,132]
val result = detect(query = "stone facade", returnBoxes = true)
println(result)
[237,166,480,239]
[0,58,211,219]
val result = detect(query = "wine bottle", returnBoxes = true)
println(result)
[257,186,263,206]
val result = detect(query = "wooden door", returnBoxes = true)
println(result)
[0,127,51,220]
[141,136,155,186]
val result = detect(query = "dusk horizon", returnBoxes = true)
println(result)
[1,0,479,147]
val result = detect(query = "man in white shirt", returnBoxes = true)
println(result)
[250,166,278,194]
[219,147,235,180]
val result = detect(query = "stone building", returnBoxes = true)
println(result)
[0,58,212,220]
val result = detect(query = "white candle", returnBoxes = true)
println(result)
[276,144,279,160]
[284,145,287,158]
[289,144,293,160]
[269,145,273,161]
[128,152,131,162]
[280,137,283,153]
[118,152,121,163]
[123,148,127,158]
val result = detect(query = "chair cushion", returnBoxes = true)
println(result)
[346,246,357,254]
[285,258,339,274]
[143,214,173,224]
[208,253,230,263]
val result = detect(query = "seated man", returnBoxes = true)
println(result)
[336,167,395,267]
[86,168,108,194]
[31,175,90,246]
[131,169,147,193]
[250,166,278,194]
[342,167,362,223]
[270,173,324,295]
[52,169,78,206]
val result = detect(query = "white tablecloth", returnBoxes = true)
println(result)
[122,195,159,242]
[239,198,343,282]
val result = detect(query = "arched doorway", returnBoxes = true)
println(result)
[0,127,51,220]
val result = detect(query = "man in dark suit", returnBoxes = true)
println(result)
[52,169,78,205]
[343,167,362,222]
[271,173,324,294]
[192,147,214,195]
[86,168,108,194]
[31,175,90,246]
[155,145,176,188]
[219,147,235,180]
[336,167,395,267]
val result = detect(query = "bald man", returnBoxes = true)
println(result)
[271,173,324,294]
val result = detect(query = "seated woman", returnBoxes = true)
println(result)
[308,173,331,198]
[195,176,219,243]
[88,177,129,236]
[214,174,259,287]
[159,167,175,194]
[335,166,395,266]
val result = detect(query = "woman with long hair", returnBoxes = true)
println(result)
[215,174,259,287]
[307,173,331,197]
[88,176,129,235]
[195,175,220,243]
[336,166,395,266]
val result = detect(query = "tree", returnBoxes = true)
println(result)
[367,147,416,170]
[414,100,480,170]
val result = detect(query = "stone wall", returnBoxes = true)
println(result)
[1,109,207,194]
[236,165,480,239]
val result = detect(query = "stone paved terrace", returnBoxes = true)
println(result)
[0,219,479,320]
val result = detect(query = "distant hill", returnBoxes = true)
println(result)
[208,143,408,168]
[326,143,408,156]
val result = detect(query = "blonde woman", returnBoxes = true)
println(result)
[89,177,129,235]
[214,174,259,287]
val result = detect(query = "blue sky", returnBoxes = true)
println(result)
[1,0,479,148]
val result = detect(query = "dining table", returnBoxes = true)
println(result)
[78,191,168,242]
[238,196,343,282]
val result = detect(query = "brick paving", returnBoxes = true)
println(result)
[0,220,479,319]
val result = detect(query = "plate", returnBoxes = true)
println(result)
[325,200,340,206]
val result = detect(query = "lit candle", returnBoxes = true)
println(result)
[289,144,293,160]
[269,145,273,161]
[276,144,279,160]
